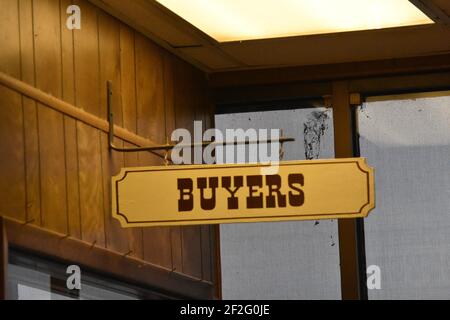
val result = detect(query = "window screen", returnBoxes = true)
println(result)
[215,105,341,299]
[358,91,450,299]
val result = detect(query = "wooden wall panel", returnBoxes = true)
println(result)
[197,77,215,283]
[134,33,173,269]
[164,55,183,273]
[20,0,41,228]
[0,0,218,297]
[134,33,166,144]
[76,123,105,246]
[0,85,25,222]
[0,0,26,222]
[119,24,144,260]
[119,25,138,134]
[73,1,105,247]
[60,0,81,239]
[73,0,101,117]
[197,69,216,283]
[172,58,203,279]
[33,0,68,234]
[98,11,129,254]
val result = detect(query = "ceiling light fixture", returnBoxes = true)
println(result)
[155,0,434,42]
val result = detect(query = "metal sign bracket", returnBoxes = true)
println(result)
[106,81,295,153]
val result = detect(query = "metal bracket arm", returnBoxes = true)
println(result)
[107,81,294,153]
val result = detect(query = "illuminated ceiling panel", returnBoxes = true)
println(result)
[155,0,434,42]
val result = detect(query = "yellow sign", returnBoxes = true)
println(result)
[112,158,375,227]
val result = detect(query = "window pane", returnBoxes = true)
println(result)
[6,249,166,300]
[215,106,341,299]
[358,91,450,299]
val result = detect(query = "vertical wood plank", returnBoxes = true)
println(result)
[134,32,172,268]
[119,25,143,259]
[205,91,221,293]
[142,225,173,270]
[119,25,137,134]
[195,72,214,282]
[0,90,25,216]
[33,0,68,234]
[0,217,7,300]
[100,132,128,251]
[213,224,222,298]
[122,147,144,259]
[60,0,81,238]
[200,226,212,282]
[73,1,105,246]
[0,0,21,77]
[173,59,203,279]
[19,0,41,226]
[198,85,221,291]
[134,33,165,143]
[98,12,122,124]
[73,0,101,117]
[18,0,35,87]
[199,96,213,283]
[77,123,105,246]
[0,0,26,222]
[98,11,129,254]
[180,227,203,279]
[164,54,183,273]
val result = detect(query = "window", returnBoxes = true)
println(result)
[6,249,174,300]
[357,91,450,299]
[215,102,341,299]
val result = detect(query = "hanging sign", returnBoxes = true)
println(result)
[112,158,375,227]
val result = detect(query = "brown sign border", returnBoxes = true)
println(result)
[112,158,375,227]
